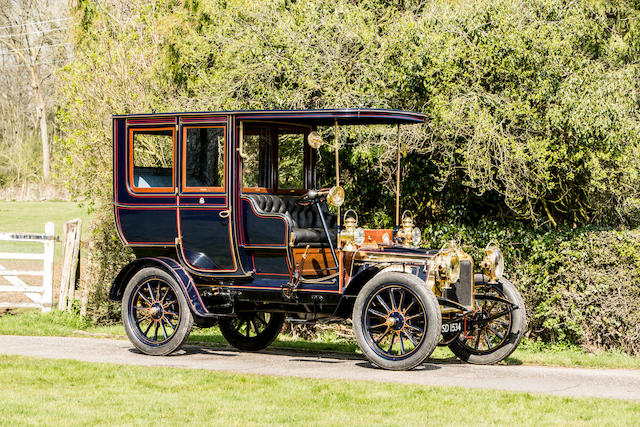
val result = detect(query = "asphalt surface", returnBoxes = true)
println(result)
[1,335,640,401]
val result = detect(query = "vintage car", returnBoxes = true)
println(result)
[109,108,526,371]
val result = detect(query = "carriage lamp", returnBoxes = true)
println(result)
[326,185,345,207]
[307,131,324,149]
[434,241,461,284]
[395,210,421,247]
[340,210,365,252]
[481,242,504,282]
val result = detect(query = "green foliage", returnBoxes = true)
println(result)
[0,132,41,187]
[59,0,640,227]
[56,0,640,355]
[420,221,640,355]
[81,206,133,324]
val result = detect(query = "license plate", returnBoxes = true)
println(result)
[441,321,462,334]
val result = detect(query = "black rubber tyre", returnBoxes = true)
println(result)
[449,274,527,365]
[219,312,285,351]
[122,267,194,356]
[352,272,442,371]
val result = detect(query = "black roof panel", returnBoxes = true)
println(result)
[113,108,425,125]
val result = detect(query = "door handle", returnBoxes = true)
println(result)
[219,209,230,225]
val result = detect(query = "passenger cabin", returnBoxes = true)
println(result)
[113,109,426,291]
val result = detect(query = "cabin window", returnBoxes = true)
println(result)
[241,122,311,193]
[242,125,273,190]
[130,127,175,192]
[183,126,225,192]
[277,128,305,190]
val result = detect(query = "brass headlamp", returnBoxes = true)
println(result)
[339,210,365,252]
[395,210,421,247]
[307,131,324,149]
[481,242,504,282]
[326,185,345,207]
[434,241,461,284]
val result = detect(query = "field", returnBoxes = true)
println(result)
[2,354,639,426]
[0,201,91,306]
[0,200,91,253]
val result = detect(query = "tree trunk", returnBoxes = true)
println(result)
[35,84,50,182]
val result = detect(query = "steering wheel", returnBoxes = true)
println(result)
[296,188,329,206]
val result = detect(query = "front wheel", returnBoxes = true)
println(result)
[219,311,285,351]
[122,267,194,356]
[353,272,442,371]
[448,274,526,365]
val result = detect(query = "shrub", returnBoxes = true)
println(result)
[81,205,133,324]
[422,222,640,355]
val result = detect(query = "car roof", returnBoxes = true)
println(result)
[112,108,425,125]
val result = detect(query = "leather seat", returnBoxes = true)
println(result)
[247,194,337,248]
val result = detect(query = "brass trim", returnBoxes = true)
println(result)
[237,121,248,159]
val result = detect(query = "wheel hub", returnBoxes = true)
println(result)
[149,302,163,319]
[386,312,405,331]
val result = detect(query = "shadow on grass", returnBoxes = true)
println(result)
[504,356,523,365]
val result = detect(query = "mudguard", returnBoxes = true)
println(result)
[110,256,212,317]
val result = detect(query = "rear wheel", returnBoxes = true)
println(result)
[122,267,193,356]
[219,311,285,351]
[353,272,441,371]
[448,274,526,365]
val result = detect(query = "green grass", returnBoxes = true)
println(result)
[0,201,89,234]
[0,200,91,256]
[1,355,638,426]
[2,311,640,370]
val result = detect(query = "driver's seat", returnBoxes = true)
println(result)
[246,194,337,248]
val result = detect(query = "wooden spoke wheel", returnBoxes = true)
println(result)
[219,311,285,352]
[449,274,526,365]
[122,267,193,356]
[353,272,441,371]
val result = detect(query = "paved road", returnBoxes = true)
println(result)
[1,335,640,401]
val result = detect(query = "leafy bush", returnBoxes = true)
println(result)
[60,0,640,227]
[81,207,133,324]
[58,0,640,354]
[421,222,640,355]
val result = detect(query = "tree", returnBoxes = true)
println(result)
[0,0,69,183]
[60,0,640,226]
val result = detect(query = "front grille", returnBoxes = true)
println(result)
[453,260,473,307]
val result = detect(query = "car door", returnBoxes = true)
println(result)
[177,118,238,273]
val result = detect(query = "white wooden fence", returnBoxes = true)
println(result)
[0,222,55,312]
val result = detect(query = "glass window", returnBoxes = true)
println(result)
[131,128,174,190]
[277,128,305,190]
[243,126,273,189]
[184,127,225,190]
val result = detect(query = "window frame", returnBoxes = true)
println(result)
[181,125,226,194]
[128,126,176,194]
[240,121,312,195]
[241,123,276,194]
[275,124,311,194]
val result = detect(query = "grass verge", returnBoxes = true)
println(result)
[2,354,639,426]
[2,311,640,370]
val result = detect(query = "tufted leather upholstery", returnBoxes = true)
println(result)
[246,194,337,247]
